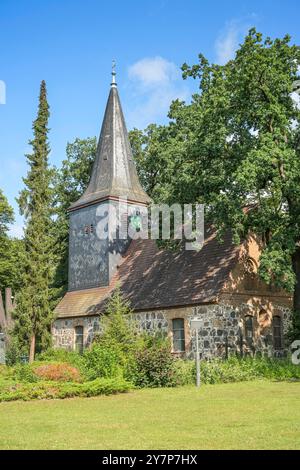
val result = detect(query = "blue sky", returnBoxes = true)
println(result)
[1,0,300,237]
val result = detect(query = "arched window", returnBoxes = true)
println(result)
[245,316,253,343]
[75,325,84,354]
[273,316,282,350]
[172,318,185,352]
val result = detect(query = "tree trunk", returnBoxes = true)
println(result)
[29,333,36,363]
[292,247,300,316]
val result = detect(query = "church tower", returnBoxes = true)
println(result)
[67,67,150,291]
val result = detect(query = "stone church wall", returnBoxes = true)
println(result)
[52,299,292,358]
[52,316,102,350]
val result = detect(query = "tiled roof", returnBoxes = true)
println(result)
[55,228,241,318]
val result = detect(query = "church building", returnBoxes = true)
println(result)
[53,70,292,358]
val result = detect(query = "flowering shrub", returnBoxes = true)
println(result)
[33,363,82,382]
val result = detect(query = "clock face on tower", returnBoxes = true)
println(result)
[129,211,142,233]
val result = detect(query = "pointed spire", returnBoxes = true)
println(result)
[69,67,151,211]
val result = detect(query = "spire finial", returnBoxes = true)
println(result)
[111,60,117,87]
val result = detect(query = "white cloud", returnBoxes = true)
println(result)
[127,57,190,129]
[215,17,257,65]
[128,56,178,87]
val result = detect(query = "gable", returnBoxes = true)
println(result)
[222,234,288,298]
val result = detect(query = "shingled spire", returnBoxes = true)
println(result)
[69,65,150,211]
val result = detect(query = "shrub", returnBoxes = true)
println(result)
[57,377,132,399]
[13,364,39,383]
[33,363,82,382]
[132,338,177,388]
[37,348,83,368]
[81,288,144,381]
[0,365,10,378]
[99,287,141,356]
[83,344,124,380]
[5,336,28,366]
[0,377,132,402]
[173,356,300,385]
[174,359,195,386]
[200,357,258,384]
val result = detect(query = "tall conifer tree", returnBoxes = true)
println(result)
[15,81,53,362]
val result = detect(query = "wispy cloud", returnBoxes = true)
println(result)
[128,56,178,87]
[215,16,257,65]
[127,56,190,129]
[0,80,6,104]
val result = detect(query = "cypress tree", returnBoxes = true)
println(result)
[15,80,53,362]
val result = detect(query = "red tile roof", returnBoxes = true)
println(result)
[55,228,241,318]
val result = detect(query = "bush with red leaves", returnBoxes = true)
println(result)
[33,363,82,382]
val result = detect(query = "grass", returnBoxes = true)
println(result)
[0,380,299,450]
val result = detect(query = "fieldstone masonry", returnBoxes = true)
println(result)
[133,311,169,333]
[188,303,292,359]
[187,304,240,359]
[53,316,102,350]
[52,301,292,357]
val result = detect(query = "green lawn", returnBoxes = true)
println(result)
[0,381,299,450]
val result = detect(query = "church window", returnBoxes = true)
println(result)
[172,318,185,352]
[75,325,84,354]
[273,316,282,350]
[245,315,253,342]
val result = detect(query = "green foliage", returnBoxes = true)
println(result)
[286,310,300,342]
[13,364,38,383]
[1,238,25,294]
[37,347,84,367]
[132,337,177,388]
[82,288,141,380]
[79,289,177,387]
[36,291,175,389]
[83,344,124,380]
[5,336,28,366]
[132,29,300,329]
[0,377,131,402]
[0,190,24,295]
[99,287,140,355]
[2,353,300,403]
[181,30,300,304]
[0,189,14,236]
[173,359,196,386]
[129,125,177,202]
[14,81,54,359]
[174,356,300,385]
[57,377,131,399]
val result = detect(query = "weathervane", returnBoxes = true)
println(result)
[111,59,117,87]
